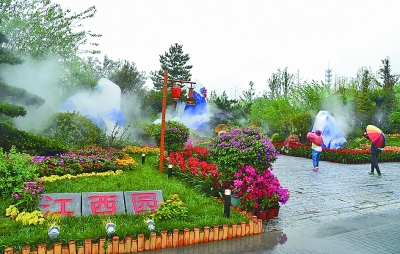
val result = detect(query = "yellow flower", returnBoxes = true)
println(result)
[172,194,179,199]
[166,200,172,203]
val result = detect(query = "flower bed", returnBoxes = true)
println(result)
[273,142,400,163]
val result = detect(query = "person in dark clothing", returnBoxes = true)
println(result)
[368,143,382,177]
[364,131,383,177]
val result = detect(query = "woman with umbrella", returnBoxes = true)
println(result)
[364,125,386,177]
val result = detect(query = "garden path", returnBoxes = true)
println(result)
[152,155,400,253]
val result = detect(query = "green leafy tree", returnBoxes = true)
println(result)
[150,43,193,91]
[378,57,399,120]
[250,96,296,136]
[0,0,100,92]
[232,81,258,122]
[86,55,147,95]
[0,0,100,58]
[267,67,295,99]
[208,90,236,112]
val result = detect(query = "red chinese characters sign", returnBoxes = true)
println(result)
[39,191,164,216]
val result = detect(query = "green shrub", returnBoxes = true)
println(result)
[41,111,103,149]
[271,133,285,142]
[0,122,67,155]
[99,123,133,149]
[153,121,190,153]
[0,146,39,197]
[389,112,400,133]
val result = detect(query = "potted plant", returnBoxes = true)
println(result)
[232,165,290,218]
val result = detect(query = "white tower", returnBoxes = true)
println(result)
[325,65,332,87]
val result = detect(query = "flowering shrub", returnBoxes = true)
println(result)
[6,205,45,225]
[40,170,123,182]
[154,121,190,153]
[208,126,279,185]
[169,144,221,196]
[123,145,160,155]
[0,146,39,197]
[12,178,44,212]
[32,148,124,176]
[115,154,138,168]
[232,165,289,212]
[153,194,189,221]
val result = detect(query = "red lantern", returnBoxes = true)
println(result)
[171,85,181,101]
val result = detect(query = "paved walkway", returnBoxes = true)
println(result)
[152,155,400,254]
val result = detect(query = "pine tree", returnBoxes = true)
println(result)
[149,43,193,90]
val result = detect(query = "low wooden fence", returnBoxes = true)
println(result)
[5,216,263,254]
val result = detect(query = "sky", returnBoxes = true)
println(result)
[54,0,400,98]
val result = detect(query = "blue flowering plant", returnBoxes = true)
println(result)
[208,125,279,186]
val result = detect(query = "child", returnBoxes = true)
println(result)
[307,130,323,171]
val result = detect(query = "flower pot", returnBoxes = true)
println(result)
[266,209,275,219]
[271,206,280,217]
[231,195,240,207]
[255,210,267,220]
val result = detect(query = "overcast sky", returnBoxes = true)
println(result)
[55,0,400,98]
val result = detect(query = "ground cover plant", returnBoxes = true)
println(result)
[0,148,249,253]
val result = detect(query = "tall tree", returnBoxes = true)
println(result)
[149,43,193,91]
[0,29,44,120]
[267,67,295,99]
[0,0,101,93]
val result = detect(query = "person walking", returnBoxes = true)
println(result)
[307,130,323,171]
[364,131,384,177]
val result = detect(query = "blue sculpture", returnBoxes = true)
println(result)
[312,110,346,149]
[60,78,125,134]
[179,87,209,131]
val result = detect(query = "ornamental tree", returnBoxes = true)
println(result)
[153,121,190,154]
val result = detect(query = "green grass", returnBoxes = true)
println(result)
[0,155,249,252]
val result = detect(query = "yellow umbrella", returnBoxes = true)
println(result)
[215,124,229,133]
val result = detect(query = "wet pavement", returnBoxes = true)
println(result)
[152,155,400,254]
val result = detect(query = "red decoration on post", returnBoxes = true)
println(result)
[171,85,181,108]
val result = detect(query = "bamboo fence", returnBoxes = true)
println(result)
[4,216,263,254]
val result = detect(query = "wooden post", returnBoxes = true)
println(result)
[137,234,144,252]
[112,236,119,254]
[54,242,62,254]
[98,238,105,254]
[156,236,162,249]
[124,236,132,253]
[161,231,167,248]
[203,226,210,243]
[184,228,190,245]
[84,239,91,254]
[222,224,228,240]
[213,225,219,241]
[172,229,179,247]
[232,222,237,238]
[194,227,200,244]
[150,232,156,250]
[159,69,168,173]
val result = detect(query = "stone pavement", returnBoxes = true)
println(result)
[151,155,400,254]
